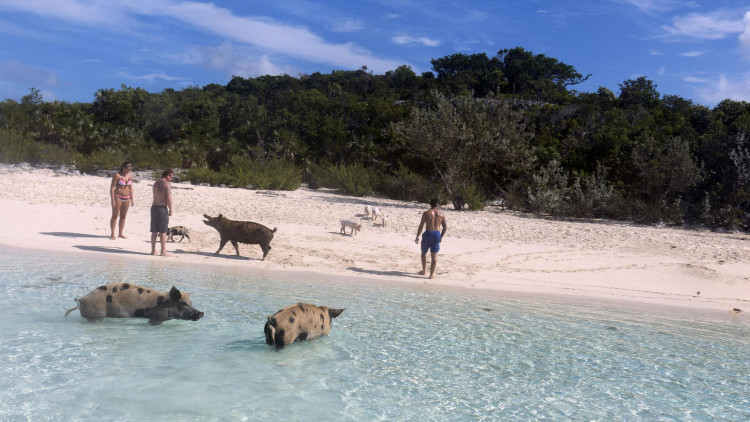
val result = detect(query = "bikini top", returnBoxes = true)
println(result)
[117,177,132,186]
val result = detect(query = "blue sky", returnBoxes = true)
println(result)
[1,0,749,107]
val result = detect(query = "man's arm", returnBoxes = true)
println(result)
[440,215,447,238]
[166,183,173,215]
[415,213,426,243]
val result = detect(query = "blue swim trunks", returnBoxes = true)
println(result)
[421,230,441,254]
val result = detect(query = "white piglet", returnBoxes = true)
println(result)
[340,219,362,235]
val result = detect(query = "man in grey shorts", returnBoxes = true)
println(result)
[150,169,174,256]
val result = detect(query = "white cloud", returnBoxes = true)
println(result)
[680,50,707,57]
[115,71,183,83]
[686,73,750,104]
[392,35,440,47]
[622,0,681,13]
[464,10,487,21]
[176,42,296,77]
[683,76,709,84]
[0,60,58,86]
[664,11,744,40]
[0,0,136,29]
[332,18,363,32]
[740,11,750,54]
[0,0,405,73]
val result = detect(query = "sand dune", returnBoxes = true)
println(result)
[1,165,748,313]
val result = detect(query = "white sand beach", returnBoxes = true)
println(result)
[1,165,748,313]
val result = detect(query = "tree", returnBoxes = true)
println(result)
[391,91,531,210]
[430,53,503,97]
[496,47,590,103]
[631,136,702,222]
[618,77,660,110]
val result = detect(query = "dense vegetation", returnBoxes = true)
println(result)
[1,47,749,230]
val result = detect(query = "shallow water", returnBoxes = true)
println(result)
[1,248,748,421]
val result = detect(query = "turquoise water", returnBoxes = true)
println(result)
[1,248,748,421]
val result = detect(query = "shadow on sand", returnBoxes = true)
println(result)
[41,232,103,239]
[347,267,424,279]
[73,245,154,256]
[177,250,254,261]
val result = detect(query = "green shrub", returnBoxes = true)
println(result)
[227,157,302,190]
[308,162,379,196]
[254,159,302,190]
[182,166,231,186]
[567,166,619,218]
[128,146,183,170]
[379,164,441,202]
[526,160,568,215]
[0,129,76,165]
[184,157,302,190]
[73,149,122,174]
[457,183,486,211]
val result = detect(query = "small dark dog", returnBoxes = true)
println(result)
[167,226,191,242]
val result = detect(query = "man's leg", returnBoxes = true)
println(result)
[419,252,427,275]
[159,233,172,256]
[150,233,157,255]
[429,252,438,279]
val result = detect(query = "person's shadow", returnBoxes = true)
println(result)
[41,232,102,239]
[73,245,153,256]
[346,267,424,279]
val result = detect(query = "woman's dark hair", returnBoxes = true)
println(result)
[161,168,174,178]
[120,162,133,172]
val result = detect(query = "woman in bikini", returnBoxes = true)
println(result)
[110,162,134,240]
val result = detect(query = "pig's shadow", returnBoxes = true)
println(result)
[179,250,253,261]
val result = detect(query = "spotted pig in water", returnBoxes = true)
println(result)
[64,283,204,325]
[264,303,345,347]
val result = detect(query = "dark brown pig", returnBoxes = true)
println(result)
[264,303,345,347]
[202,213,277,260]
[64,283,203,325]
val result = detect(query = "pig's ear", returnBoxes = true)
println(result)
[328,308,345,319]
[169,286,181,301]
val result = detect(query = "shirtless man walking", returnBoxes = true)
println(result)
[415,198,448,279]
[150,169,174,256]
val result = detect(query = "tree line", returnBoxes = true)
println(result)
[1,47,749,230]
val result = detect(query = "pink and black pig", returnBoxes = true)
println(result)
[65,283,203,325]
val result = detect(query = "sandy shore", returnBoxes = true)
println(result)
[1,166,749,314]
